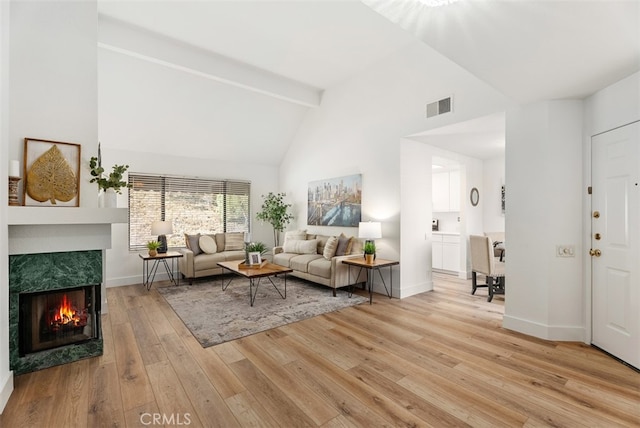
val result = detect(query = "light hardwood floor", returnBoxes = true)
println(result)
[1,273,639,427]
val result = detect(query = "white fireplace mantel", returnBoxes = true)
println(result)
[8,207,128,255]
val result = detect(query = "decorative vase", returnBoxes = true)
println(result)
[99,189,118,208]
[365,254,374,264]
[148,249,157,257]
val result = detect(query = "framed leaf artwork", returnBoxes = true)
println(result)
[23,138,81,207]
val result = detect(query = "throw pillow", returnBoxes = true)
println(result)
[283,229,307,245]
[335,234,353,256]
[215,233,225,252]
[323,236,339,260]
[224,232,245,251]
[283,239,317,254]
[184,233,202,256]
[199,235,217,254]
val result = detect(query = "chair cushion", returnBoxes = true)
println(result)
[194,252,226,270]
[273,252,297,268]
[308,258,332,278]
[290,254,323,273]
[224,250,246,261]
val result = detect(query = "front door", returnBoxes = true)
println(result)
[591,121,639,369]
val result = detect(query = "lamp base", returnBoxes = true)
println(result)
[157,235,168,253]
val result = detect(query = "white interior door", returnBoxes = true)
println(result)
[591,121,639,369]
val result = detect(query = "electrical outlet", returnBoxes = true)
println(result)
[556,245,575,257]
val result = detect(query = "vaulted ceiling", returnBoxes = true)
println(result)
[97,0,640,162]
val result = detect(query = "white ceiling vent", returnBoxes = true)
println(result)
[426,96,453,118]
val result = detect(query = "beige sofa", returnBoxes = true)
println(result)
[272,230,367,296]
[178,232,246,284]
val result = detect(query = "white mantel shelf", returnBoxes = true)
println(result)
[8,207,128,225]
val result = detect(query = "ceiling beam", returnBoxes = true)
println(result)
[98,15,322,108]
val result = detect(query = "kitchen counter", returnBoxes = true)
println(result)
[432,231,460,235]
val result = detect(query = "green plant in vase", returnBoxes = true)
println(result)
[146,240,161,257]
[89,143,132,195]
[245,241,267,265]
[363,241,376,264]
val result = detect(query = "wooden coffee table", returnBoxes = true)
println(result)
[217,260,293,306]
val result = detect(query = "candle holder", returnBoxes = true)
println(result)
[8,176,21,206]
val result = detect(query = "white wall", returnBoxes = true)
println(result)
[8,1,99,203]
[101,148,278,287]
[0,0,12,415]
[98,28,284,286]
[2,0,98,412]
[482,155,505,233]
[582,72,640,343]
[280,40,508,298]
[504,100,584,341]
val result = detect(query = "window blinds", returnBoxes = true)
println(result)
[128,173,250,250]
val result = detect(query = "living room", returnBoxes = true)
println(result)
[1,0,639,424]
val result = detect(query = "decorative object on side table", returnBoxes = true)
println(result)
[363,241,376,264]
[23,138,81,206]
[89,142,131,208]
[146,240,161,257]
[359,221,382,261]
[151,220,173,253]
[8,160,21,206]
[256,192,293,246]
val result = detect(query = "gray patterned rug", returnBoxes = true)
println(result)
[157,276,368,347]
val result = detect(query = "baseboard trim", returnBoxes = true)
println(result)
[503,315,585,342]
[0,370,14,414]
[398,280,433,299]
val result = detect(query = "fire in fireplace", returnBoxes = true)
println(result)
[19,285,100,356]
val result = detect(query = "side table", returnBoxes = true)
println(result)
[342,258,399,304]
[139,251,183,290]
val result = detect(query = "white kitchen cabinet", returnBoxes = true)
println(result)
[432,170,460,212]
[432,233,461,273]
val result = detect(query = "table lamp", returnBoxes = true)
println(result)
[359,221,382,258]
[151,220,173,254]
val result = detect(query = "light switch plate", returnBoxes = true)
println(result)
[556,245,575,257]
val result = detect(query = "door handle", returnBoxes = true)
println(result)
[589,249,602,257]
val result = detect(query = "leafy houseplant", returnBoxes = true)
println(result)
[245,242,267,255]
[89,156,131,194]
[146,240,161,257]
[363,241,376,255]
[255,192,294,247]
[363,241,376,264]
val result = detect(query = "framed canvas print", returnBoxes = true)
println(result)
[23,138,81,207]
[307,174,362,227]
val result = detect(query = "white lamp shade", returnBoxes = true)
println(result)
[151,220,173,236]
[358,221,382,239]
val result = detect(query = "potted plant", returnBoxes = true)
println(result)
[245,241,267,265]
[146,240,161,257]
[89,143,131,207]
[363,241,376,264]
[256,192,294,246]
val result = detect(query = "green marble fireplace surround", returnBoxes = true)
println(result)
[9,250,103,375]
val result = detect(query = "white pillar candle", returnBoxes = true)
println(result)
[9,160,20,177]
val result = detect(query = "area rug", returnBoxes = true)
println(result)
[157,276,368,347]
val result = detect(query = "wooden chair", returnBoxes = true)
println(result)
[470,235,505,302]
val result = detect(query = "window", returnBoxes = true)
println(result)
[128,174,250,251]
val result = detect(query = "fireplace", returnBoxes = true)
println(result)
[19,285,100,356]
[9,250,104,375]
